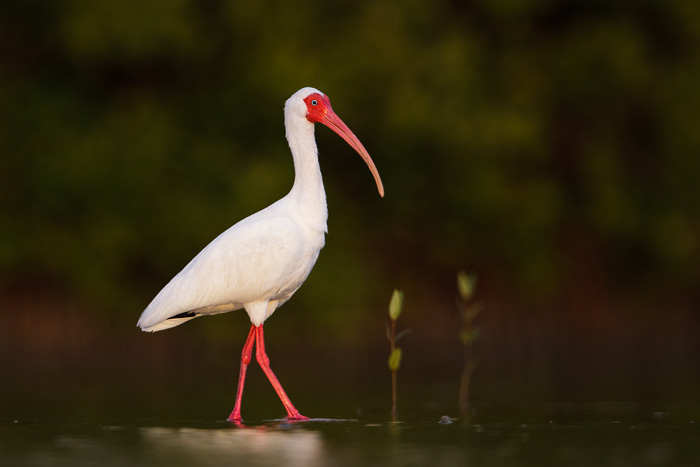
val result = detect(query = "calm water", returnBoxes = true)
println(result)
[3,404,699,466]
[4,308,700,466]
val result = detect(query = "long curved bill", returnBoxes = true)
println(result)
[321,108,385,197]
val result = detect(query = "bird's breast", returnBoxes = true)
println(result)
[229,215,325,300]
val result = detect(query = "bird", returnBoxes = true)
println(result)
[137,87,384,423]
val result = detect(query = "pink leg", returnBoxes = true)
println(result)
[227,324,257,422]
[254,324,309,421]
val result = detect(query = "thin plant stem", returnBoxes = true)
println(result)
[390,319,397,421]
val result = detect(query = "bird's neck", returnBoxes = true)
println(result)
[285,119,328,232]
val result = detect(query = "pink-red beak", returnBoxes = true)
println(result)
[321,109,384,197]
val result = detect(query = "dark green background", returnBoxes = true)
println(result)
[2,1,699,417]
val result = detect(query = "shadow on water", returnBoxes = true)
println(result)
[3,404,700,466]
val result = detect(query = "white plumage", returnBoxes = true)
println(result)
[137,87,383,422]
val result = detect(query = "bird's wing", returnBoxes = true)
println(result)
[137,210,324,332]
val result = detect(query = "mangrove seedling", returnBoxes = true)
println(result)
[457,270,481,416]
[387,289,409,421]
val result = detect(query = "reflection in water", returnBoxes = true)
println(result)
[137,421,471,466]
[141,425,324,466]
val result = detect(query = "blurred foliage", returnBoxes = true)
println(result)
[1,0,700,336]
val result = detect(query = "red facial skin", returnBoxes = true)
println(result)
[304,93,332,123]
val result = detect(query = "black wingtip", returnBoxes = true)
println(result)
[167,311,197,320]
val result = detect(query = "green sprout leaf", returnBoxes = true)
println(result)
[457,271,477,302]
[389,289,404,321]
[388,347,403,371]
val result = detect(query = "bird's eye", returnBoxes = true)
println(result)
[311,99,318,106]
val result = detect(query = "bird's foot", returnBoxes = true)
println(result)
[226,410,243,424]
[283,413,310,422]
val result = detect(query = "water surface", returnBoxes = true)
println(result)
[4,403,699,466]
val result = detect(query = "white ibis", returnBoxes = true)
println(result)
[137,87,384,422]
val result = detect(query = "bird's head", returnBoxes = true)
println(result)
[286,87,384,197]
